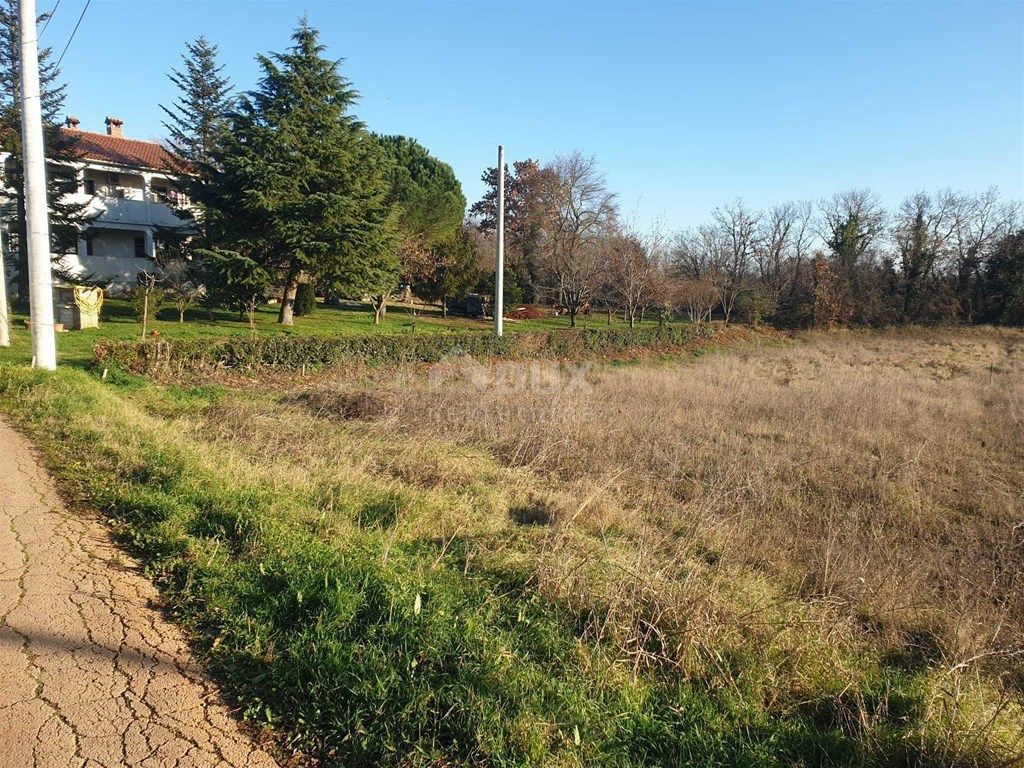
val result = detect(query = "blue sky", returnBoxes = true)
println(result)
[42,0,1024,228]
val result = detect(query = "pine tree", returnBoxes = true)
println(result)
[195,20,397,325]
[158,35,232,297]
[0,0,91,301]
[372,134,465,322]
[160,36,232,169]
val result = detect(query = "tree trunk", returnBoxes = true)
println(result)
[141,289,150,341]
[246,297,258,338]
[373,295,388,325]
[179,307,185,323]
[278,272,299,325]
[629,311,636,329]
[606,307,612,324]
[441,295,448,318]
[569,309,577,328]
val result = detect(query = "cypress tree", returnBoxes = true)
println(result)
[0,0,91,301]
[196,19,397,325]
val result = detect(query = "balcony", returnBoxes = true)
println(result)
[81,195,190,230]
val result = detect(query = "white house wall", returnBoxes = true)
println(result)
[1,150,194,297]
[61,229,153,293]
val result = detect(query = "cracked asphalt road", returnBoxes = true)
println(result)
[0,418,279,768]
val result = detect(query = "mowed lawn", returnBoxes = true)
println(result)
[0,298,652,367]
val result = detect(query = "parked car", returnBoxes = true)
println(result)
[447,293,489,318]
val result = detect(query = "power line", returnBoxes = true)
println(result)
[54,0,89,69]
[39,0,61,37]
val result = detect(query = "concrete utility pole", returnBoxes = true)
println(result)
[19,0,56,369]
[494,145,504,338]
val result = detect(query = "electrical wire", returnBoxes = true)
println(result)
[55,0,90,69]
[40,0,61,37]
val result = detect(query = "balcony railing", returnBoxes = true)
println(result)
[77,194,190,229]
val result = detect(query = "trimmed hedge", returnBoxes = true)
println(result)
[92,323,715,375]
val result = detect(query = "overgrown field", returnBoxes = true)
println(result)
[1,326,1021,766]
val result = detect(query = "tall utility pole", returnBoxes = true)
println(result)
[494,145,504,338]
[19,0,56,369]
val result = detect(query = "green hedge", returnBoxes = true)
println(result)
[92,324,714,375]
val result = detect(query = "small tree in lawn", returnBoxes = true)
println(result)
[419,226,481,317]
[160,259,203,323]
[605,221,666,329]
[153,225,204,322]
[194,20,396,325]
[199,249,271,336]
[134,272,164,339]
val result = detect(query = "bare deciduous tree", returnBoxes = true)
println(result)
[605,221,666,328]
[540,151,618,327]
[818,189,887,272]
[672,200,759,323]
[755,200,814,312]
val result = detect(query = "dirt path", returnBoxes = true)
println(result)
[0,418,279,768]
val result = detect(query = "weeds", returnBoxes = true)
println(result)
[1,326,1021,766]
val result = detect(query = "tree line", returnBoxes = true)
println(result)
[0,8,1020,331]
[469,156,1023,328]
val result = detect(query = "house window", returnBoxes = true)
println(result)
[108,173,120,185]
[83,178,95,195]
[134,236,147,259]
[83,233,93,256]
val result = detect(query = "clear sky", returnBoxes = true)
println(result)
[41,0,1024,228]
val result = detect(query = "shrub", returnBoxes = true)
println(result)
[294,283,317,317]
[131,285,166,324]
[735,285,778,326]
[93,323,715,375]
[505,306,545,320]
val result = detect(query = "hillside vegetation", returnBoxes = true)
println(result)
[0,327,1021,766]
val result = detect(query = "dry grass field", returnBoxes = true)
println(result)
[3,325,1021,765]
[256,326,1023,761]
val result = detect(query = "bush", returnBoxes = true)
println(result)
[294,283,317,317]
[505,306,545,320]
[93,323,715,375]
[735,286,778,326]
[131,285,166,324]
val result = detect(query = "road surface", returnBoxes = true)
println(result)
[0,417,279,768]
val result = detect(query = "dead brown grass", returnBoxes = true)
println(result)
[193,325,1024,759]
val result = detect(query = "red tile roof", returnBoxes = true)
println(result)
[61,128,179,172]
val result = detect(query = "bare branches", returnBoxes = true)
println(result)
[539,151,618,326]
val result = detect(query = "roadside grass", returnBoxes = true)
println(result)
[0,326,1020,766]
[0,299,652,368]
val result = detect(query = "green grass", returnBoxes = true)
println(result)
[0,362,998,767]
[0,299,660,368]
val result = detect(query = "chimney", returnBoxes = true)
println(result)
[64,115,80,130]
[105,116,124,138]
